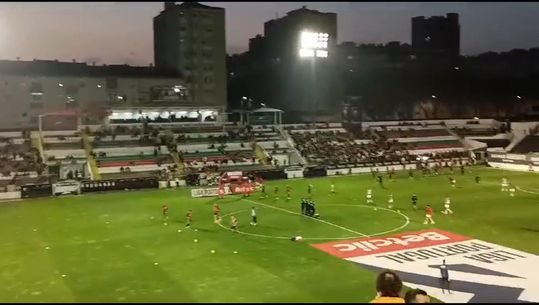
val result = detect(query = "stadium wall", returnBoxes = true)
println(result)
[0,191,21,201]
[487,152,538,173]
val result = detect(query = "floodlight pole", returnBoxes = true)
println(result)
[311,56,317,126]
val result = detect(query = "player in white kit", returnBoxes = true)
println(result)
[366,189,373,203]
[387,194,394,209]
[442,196,453,215]
[330,183,335,194]
[501,177,509,192]
[509,184,516,197]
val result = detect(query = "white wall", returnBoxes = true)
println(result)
[0,191,21,201]
[99,163,172,173]
[94,146,168,156]
[0,132,23,138]
[44,149,86,159]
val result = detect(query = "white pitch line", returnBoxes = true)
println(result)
[516,186,539,195]
[236,196,369,237]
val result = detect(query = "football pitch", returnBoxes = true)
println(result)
[1,167,538,302]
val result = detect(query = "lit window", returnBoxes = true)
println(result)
[58,83,64,87]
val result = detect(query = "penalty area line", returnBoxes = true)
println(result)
[234,196,370,238]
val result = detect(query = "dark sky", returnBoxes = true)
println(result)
[1,2,538,66]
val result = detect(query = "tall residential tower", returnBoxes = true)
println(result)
[154,2,226,107]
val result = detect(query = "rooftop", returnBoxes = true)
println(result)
[0,59,182,78]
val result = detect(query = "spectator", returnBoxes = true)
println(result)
[371,270,405,303]
[404,289,430,303]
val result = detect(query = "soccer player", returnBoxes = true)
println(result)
[439,259,451,294]
[509,184,516,197]
[230,216,238,232]
[218,186,225,199]
[250,207,257,226]
[460,165,465,175]
[307,184,313,197]
[366,189,374,206]
[213,203,221,223]
[475,175,480,184]
[274,186,279,200]
[286,185,292,200]
[411,193,418,209]
[387,194,394,209]
[377,175,384,187]
[260,184,267,198]
[501,177,509,192]
[424,205,435,224]
[186,210,193,228]
[301,199,307,214]
[442,196,453,215]
[330,183,335,194]
[409,169,414,179]
[449,177,456,188]
[162,204,169,221]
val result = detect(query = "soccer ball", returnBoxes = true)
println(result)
[177,229,182,233]
[194,229,198,232]
[164,223,168,226]
[211,250,215,254]
[194,239,198,243]
[233,251,238,254]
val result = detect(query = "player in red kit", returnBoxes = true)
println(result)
[218,186,225,199]
[162,204,169,221]
[424,205,435,224]
[186,210,193,228]
[213,203,221,223]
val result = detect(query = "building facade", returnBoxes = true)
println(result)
[0,60,189,128]
[228,6,338,122]
[412,13,460,64]
[153,2,227,108]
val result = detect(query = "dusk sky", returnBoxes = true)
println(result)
[1,2,538,66]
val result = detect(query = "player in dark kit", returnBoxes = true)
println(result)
[409,169,414,179]
[274,186,279,200]
[307,184,313,197]
[377,175,383,187]
[411,194,418,209]
[301,199,307,214]
[460,165,465,175]
[260,184,267,198]
[439,259,451,294]
[475,175,480,184]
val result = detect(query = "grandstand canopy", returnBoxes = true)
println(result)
[248,107,283,125]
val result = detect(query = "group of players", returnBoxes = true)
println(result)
[160,168,517,232]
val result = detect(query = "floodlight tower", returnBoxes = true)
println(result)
[298,30,329,124]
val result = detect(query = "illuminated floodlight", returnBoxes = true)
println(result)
[299,48,315,58]
[299,30,329,58]
[316,50,328,58]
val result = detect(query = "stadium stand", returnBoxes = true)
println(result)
[510,135,539,153]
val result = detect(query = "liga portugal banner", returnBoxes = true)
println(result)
[313,229,539,303]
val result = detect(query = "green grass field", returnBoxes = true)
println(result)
[1,166,538,302]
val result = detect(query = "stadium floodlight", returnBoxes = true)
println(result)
[299,30,329,58]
